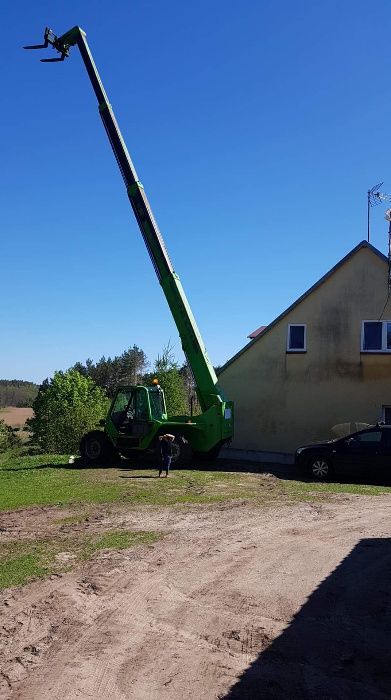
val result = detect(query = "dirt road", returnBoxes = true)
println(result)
[1,495,391,699]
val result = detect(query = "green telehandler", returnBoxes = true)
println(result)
[25,26,234,465]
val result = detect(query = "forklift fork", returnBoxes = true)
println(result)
[23,27,70,62]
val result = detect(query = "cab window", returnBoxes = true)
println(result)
[111,389,132,426]
[149,390,165,420]
[135,389,149,421]
[112,389,132,414]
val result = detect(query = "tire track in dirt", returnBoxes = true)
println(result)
[1,495,390,699]
[7,510,281,698]
[24,534,264,699]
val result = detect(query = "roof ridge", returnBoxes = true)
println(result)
[219,240,388,373]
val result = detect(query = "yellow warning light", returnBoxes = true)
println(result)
[152,378,159,385]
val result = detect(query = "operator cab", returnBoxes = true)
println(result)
[109,384,167,446]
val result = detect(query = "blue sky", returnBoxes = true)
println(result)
[2,1,391,383]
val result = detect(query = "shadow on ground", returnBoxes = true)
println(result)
[223,537,391,699]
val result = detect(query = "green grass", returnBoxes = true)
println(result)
[0,530,160,590]
[54,512,90,525]
[0,452,269,511]
[286,479,391,498]
[79,530,159,560]
[1,450,391,591]
[0,452,391,514]
[0,554,47,589]
[0,453,124,510]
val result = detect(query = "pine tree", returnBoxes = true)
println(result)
[143,344,188,416]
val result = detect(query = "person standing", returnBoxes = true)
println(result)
[158,434,175,477]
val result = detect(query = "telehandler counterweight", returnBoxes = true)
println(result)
[25,26,234,464]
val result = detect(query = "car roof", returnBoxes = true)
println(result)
[347,424,391,438]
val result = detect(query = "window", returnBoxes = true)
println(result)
[361,321,391,352]
[149,389,166,421]
[110,389,133,428]
[354,430,382,444]
[135,388,149,420]
[382,406,391,425]
[112,389,132,413]
[287,324,306,352]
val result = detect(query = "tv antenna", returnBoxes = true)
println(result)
[367,183,391,242]
[385,209,391,294]
[378,208,391,320]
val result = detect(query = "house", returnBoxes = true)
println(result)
[219,241,391,454]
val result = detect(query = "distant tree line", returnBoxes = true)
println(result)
[0,380,38,408]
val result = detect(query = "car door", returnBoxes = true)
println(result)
[379,429,391,483]
[337,430,384,481]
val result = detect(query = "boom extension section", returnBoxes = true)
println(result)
[25,26,233,457]
[25,26,224,413]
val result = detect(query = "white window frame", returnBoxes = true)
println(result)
[287,324,307,352]
[361,320,391,353]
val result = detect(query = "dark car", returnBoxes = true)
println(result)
[295,424,391,482]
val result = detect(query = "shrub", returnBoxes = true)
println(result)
[0,420,21,453]
[28,370,109,453]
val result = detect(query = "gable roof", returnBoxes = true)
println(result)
[220,240,388,373]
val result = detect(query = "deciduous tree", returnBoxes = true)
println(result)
[28,370,108,453]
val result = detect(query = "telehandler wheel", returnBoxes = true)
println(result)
[171,433,193,466]
[80,431,115,465]
[195,441,224,461]
[156,432,192,467]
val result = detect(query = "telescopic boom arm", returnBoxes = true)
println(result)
[25,26,225,412]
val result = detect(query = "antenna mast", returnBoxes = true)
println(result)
[385,209,391,296]
[367,182,391,242]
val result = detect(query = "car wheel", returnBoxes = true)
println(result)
[308,456,332,481]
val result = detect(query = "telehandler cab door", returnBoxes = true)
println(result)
[109,387,151,445]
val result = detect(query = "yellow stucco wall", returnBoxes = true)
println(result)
[219,246,391,453]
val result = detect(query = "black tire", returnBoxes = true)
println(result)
[171,434,192,466]
[195,441,224,461]
[80,431,115,465]
[308,455,333,481]
[156,432,192,467]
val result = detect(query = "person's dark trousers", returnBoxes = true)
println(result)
[159,455,172,476]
